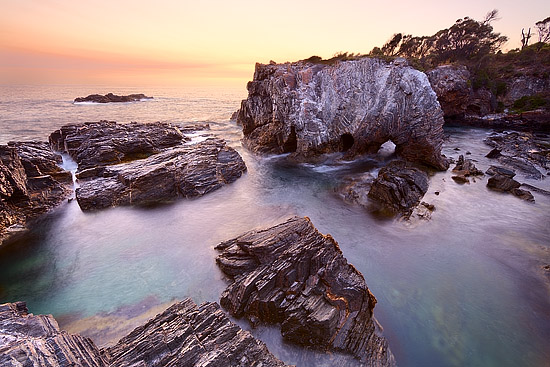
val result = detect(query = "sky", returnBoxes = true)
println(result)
[0,0,548,87]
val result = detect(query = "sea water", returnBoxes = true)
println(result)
[0,85,549,367]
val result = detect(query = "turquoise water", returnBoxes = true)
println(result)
[1,85,549,366]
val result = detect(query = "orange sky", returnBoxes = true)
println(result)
[0,0,547,87]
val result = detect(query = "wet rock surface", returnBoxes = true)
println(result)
[104,299,287,367]
[367,160,429,216]
[237,58,448,170]
[215,216,395,366]
[0,142,72,244]
[484,131,549,179]
[74,93,153,103]
[0,300,287,367]
[0,301,107,366]
[487,174,534,202]
[451,155,483,183]
[49,121,246,210]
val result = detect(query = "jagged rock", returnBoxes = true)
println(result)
[451,155,483,183]
[75,138,246,210]
[485,131,548,179]
[215,216,395,366]
[426,65,472,117]
[486,165,516,178]
[0,142,71,244]
[487,174,521,192]
[104,299,287,367]
[367,160,429,215]
[237,58,448,170]
[50,121,187,170]
[0,301,107,366]
[0,300,287,367]
[74,93,152,103]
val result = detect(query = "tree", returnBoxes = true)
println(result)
[521,28,532,49]
[535,17,550,43]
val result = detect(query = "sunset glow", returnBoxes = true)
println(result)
[1,0,548,86]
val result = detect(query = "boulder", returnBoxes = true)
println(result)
[215,216,395,366]
[75,138,246,210]
[237,58,448,170]
[0,142,72,244]
[367,160,429,215]
[74,93,153,103]
[426,65,472,117]
[451,155,483,183]
[485,165,516,178]
[0,300,287,367]
[0,302,107,366]
[104,299,287,367]
[487,174,521,192]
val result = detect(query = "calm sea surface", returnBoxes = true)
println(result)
[1,85,549,367]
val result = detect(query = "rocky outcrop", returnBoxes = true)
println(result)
[451,155,483,183]
[505,76,550,104]
[215,216,395,366]
[484,131,548,179]
[74,93,152,103]
[237,58,448,170]
[0,300,287,367]
[367,160,429,215]
[0,301,107,366]
[0,142,72,244]
[75,138,247,210]
[485,165,535,201]
[426,65,472,117]
[49,121,246,210]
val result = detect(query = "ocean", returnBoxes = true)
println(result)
[1,85,549,366]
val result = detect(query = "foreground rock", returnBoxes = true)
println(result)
[237,58,448,170]
[75,138,247,210]
[216,216,395,366]
[74,93,152,103]
[484,131,549,179]
[451,155,483,183]
[0,142,71,244]
[0,300,287,367]
[0,301,106,366]
[104,299,287,367]
[49,121,246,210]
[367,160,429,216]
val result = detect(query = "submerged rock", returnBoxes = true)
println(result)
[74,93,153,103]
[0,142,72,244]
[0,301,106,366]
[367,160,429,216]
[75,138,246,210]
[104,299,287,367]
[49,121,246,210]
[0,300,287,367]
[237,58,448,170]
[215,216,395,366]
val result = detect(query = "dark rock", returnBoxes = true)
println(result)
[0,301,107,366]
[486,165,516,178]
[451,155,483,183]
[521,183,550,196]
[0,143,71,244]
[487,174,521,192]
[510,188,535,202]
[237,58,448,170]
[435,191,440,195]
[0,300,287,367]
[74,93,152,103]
[427,65,472,117]
[215,216,395,366]
[50,121,187,170]
[368,160,429,216]
[104,299,287,367]
[486,148,502,158]
[75,138,247,210]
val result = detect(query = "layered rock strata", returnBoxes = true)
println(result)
[0,142,72,244]
[216,216,395,366]
[237,58,448,170]
[74,93,152,103]
[0,300,287,367]
[367,160,429,215]
[49,121,246,210]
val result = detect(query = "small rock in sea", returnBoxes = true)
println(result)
[74,93,153,103]
[511,188,535,202]
[435,191,440,195]
[466,151,472,155]
[452,175,469,184]
[454,147,461,151]
[486,165,516,178]
[421,202,436,211]
[486,148,502,158]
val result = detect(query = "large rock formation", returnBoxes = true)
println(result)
[49,121,247,210]
[367,160,429,215]
[104,299,287,367]
[237,58,448,170]
[216,216,395,366]
[74,93,152,103]
[0,300,287,367]
[0,142,72,244]
[0,301,107,366]
[426,65,473,117]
